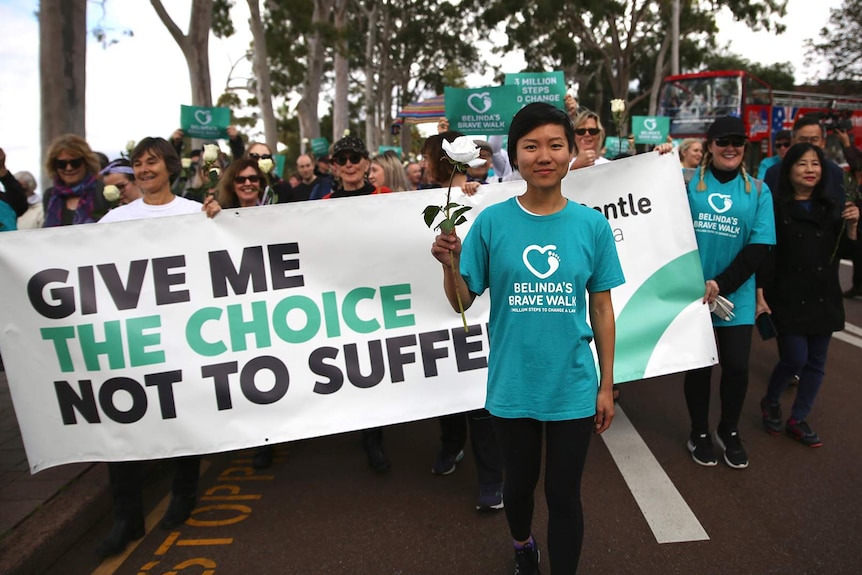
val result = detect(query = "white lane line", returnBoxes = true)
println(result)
[600,405,709,544]
[833,330,862,348]
[841,321,862,339]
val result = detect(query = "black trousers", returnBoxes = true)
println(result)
[107,456,201,521]
[684,324,753,434]
[437,409,503,486]
[494,416,593,574]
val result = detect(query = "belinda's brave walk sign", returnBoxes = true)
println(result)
[180,105,231,139]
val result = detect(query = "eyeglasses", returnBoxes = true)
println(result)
[54,158,84,170]
[714,136,747,148]
[775,141,791,149]
[248,153,273,161]
[335,152,364,166]
[796,135,822,145]
[233,175,261,184]
[575,128,601,136]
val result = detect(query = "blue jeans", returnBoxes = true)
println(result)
[765,333,832,421]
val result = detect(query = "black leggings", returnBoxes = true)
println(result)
[494,416,593,574]
[684,324,752,434]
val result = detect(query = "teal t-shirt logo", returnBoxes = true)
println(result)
[522,244,560,279]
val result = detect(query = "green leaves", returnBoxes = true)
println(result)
[423,203,472,232]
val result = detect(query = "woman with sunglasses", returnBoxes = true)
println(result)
[216,159,268,208]
[570,110,611,170]
[42,133,110,227]
[757,143,858,448]
[320,136,391,199]
[684,116,775,469]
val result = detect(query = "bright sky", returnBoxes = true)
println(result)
[0,0,842,188]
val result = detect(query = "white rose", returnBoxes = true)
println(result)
[103,184,121,202]
[125,140,136,153]
[258,158,274,174]
[181,157,192,169]
[610,99,626,114]
[442,136,486,168]
[202,144,220,163]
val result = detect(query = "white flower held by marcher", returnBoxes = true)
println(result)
[257,158,274,174]
[610,99,626,114]
[442,136,486,168]
[181,157,192,169]
[202,144,220,164]
[103,184,121,203]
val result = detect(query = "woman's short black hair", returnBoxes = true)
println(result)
[777,142,827,203]
[507,103,575,170]
[130,137,183,184]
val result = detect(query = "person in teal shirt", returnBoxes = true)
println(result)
[685,116,776,470]
[756,129,791,179]
[431,103,623,575]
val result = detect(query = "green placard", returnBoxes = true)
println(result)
[604,137,632,159]
[632,116,670,145]
[444,86,522,135]
[377,146,402,158]
[180,105,231,139]
[310,137,330,157]
[504,71,566,110]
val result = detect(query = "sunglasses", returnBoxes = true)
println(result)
[233,175,261,184]
[335,152,364,166]
[775,141,791,149]
[714,136,747,148]
[54,158,84,170]
[248,153,273,161]
[575,128,601,136]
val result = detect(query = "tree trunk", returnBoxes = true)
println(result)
[248,0,278,151]
[332,0,350,143]
[648,34,672,116]
[40,0,87,180]
[296,0,331,152]
[363,2,380,151]
[151,0,213,107]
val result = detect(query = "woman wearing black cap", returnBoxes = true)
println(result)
[684,116,776,469]
[320,136,392,199]
[319,135,393,472]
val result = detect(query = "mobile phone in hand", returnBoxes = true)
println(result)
[756,313,777,340]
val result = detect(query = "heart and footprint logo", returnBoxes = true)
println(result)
[522,245,560,279]
[643,118,658,131]
[707,193,733,214]
[194,109,213,125]
[467,92,493,114]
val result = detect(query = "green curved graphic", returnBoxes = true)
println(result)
[614,250,704,381]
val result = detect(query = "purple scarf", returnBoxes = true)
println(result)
[44,174,98,227]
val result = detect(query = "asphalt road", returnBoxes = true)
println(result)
[44,275,862,575]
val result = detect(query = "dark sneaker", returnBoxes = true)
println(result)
[686,433,718,466]
[514,538,540,575]
[252,445,274,469]
[760,398,782,434]
[476,482,504,511]
[715,428,749,469]
[431,449,464,475]
[785,419,823,448]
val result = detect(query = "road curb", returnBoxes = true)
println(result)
[0,463,110,575]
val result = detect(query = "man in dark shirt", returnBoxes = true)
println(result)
[278,153,332,202]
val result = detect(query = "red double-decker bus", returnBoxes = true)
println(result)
[658,70,862,170]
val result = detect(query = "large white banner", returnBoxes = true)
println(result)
[0,152,716,472]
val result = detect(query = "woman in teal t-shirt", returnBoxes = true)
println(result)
[431,103,624,575]
[684,116,775,470]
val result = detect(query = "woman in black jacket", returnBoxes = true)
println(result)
[757,143,859,447]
